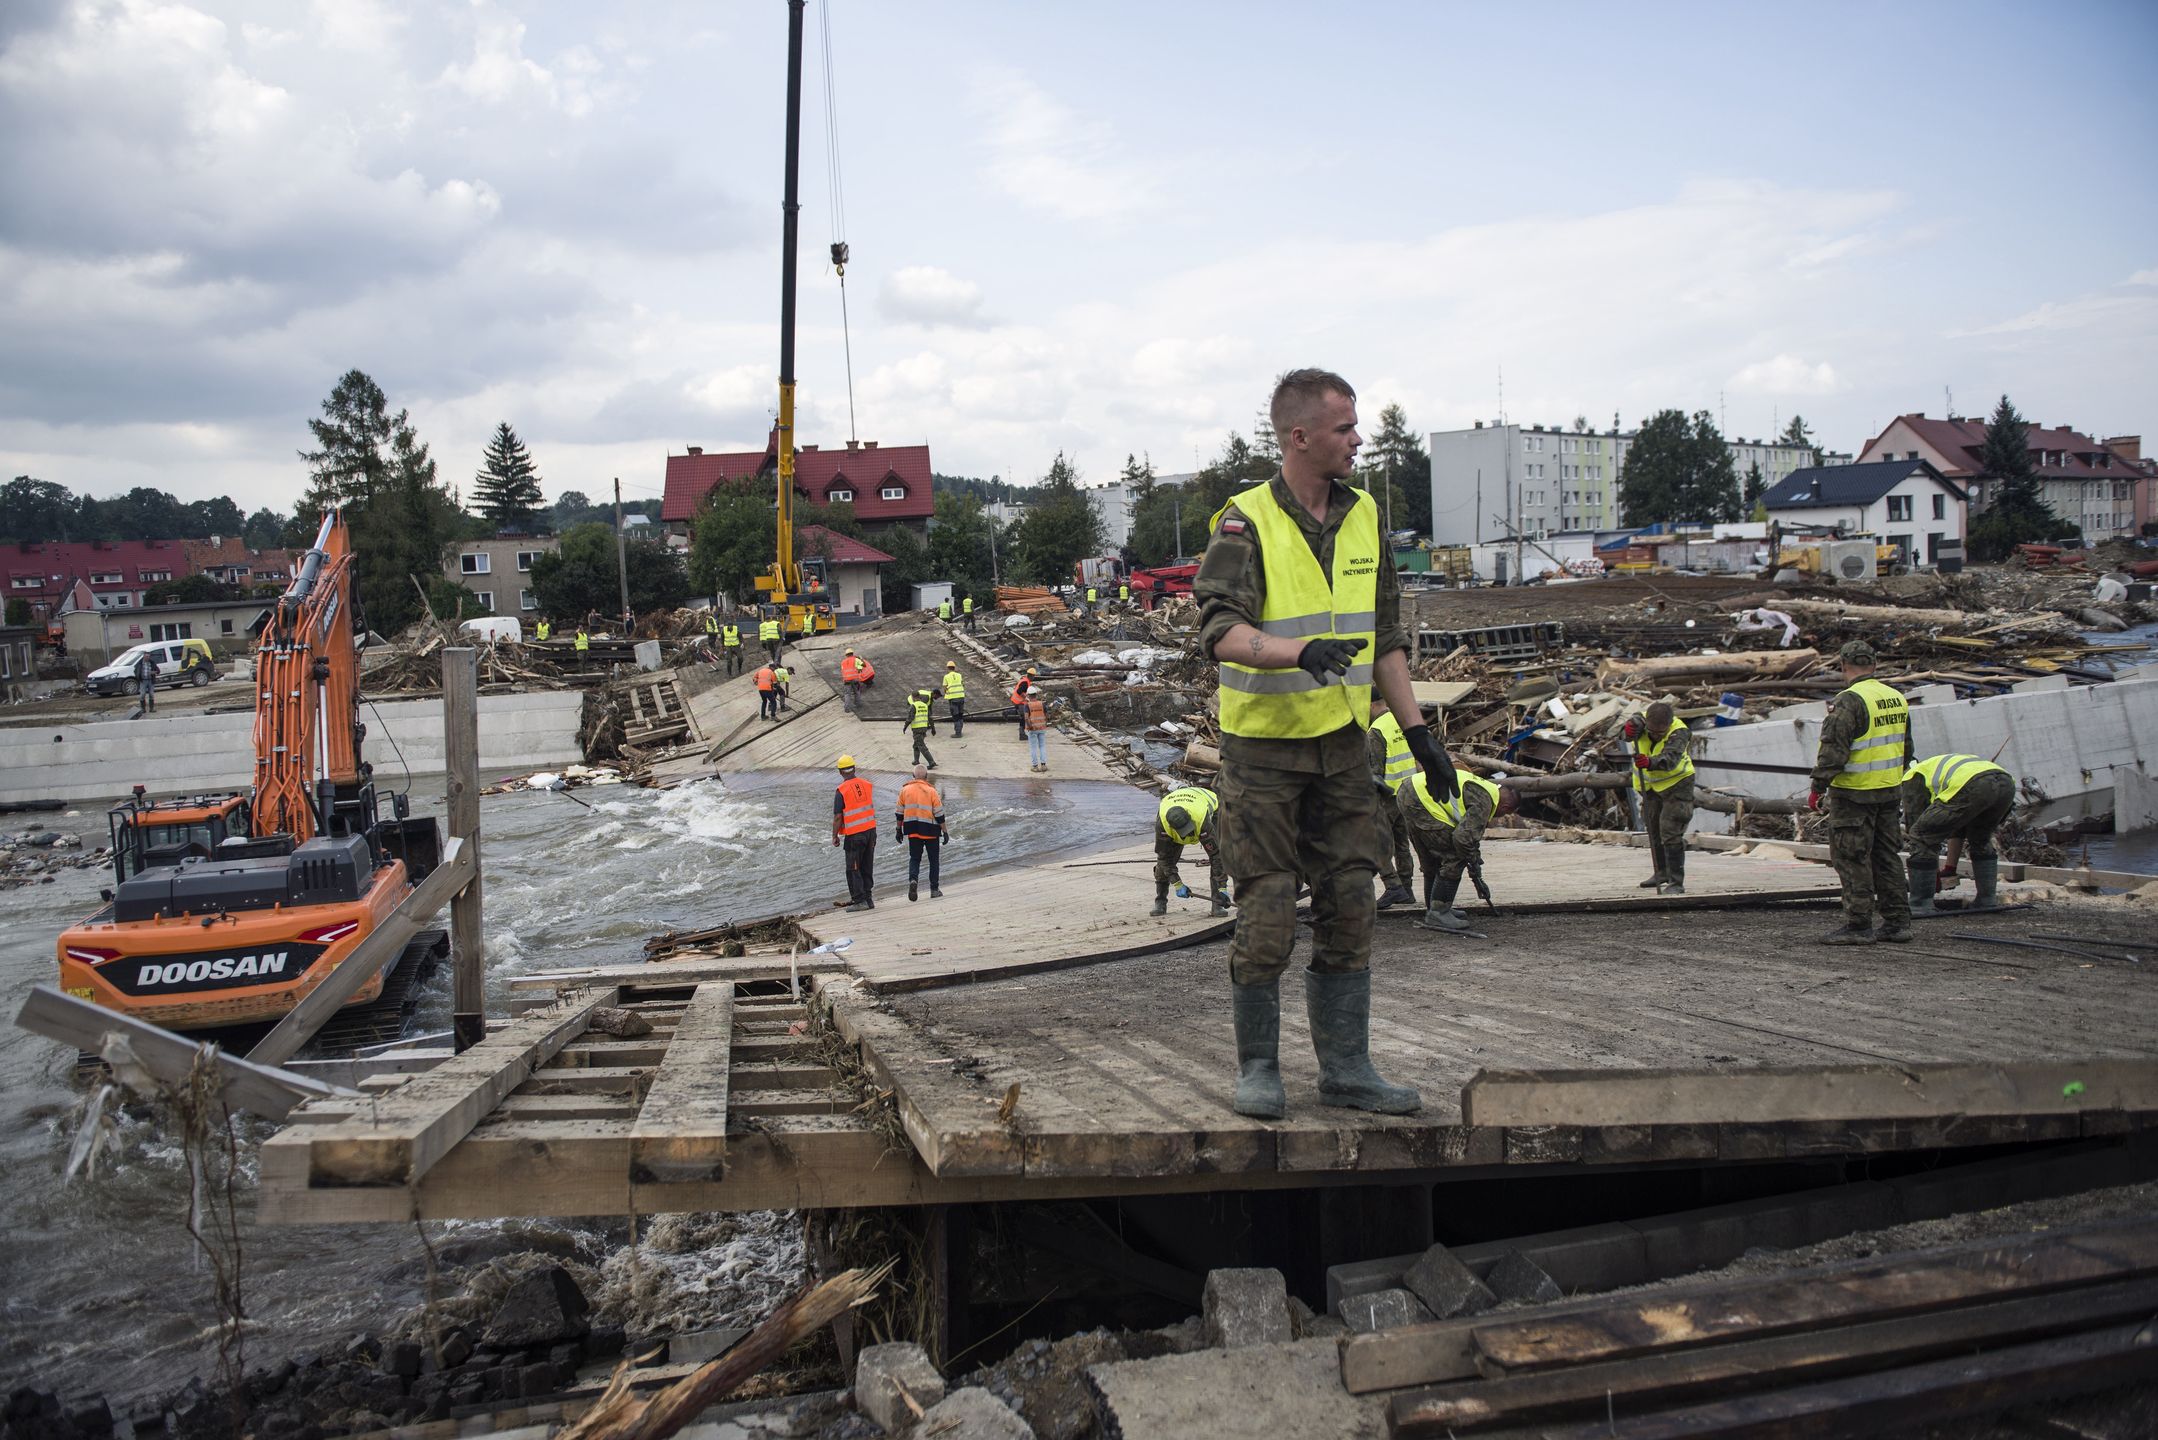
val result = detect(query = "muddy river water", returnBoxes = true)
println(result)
[0,770,1154,1405]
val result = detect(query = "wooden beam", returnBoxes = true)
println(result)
[246,836,475,1068]
[1461,1059,2158,1129]
[286,986,613,1187]
[628,982,734,1184]
[14,983,357,1120]
[817,976,1022,1177]
[442,647,486,1051]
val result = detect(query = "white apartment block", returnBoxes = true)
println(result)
[1084,471,1195,550]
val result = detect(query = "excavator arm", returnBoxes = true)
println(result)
[252,511,363,842]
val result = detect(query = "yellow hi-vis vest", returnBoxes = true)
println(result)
[1632,720,1696,794]
[1158,786,1219,844]
[759,618,780,643]
[1908,753,2006,802]
[1830,678,1909,790]
[908,695,932,730]
[574,630,590,651]
[962,597,974,614]
[1370,712,1417,793]
[1410,769,1501,828]
[535,621,551,640]
[1214,482,1380,739]
[941,671,966,701]
[704,614,719,633]
[938,600,952,619]
[721,624,740,647]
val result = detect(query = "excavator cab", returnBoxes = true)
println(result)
[108,790,255,883]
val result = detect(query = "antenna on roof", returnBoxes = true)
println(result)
[1945,384,1953,421]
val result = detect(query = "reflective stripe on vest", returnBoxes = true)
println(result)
[759,619,779,641]
[1159,786,1219,844]
[1830,678,1909,790]
[1370,712,1417,793]
[801,614,814,633]
[1632,720,1696,794]
[1410,769,1501,828]
[841,656,862,681]
[941,671,966,700]
[837,776,875,835]
[722,625,740,646]
[1026,697,1047,730]
[909,696,932,729]
[574,632,589,651]
[1215,482,1380,739]
[1909,752,2006,802]
[899,779,941,831]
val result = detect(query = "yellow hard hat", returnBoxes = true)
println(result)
[836,754,856,770]
[845,647,856,654]
[1026,666,1038,675]
[945,660,957,668]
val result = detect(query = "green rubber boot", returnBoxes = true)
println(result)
[1973,854,2002,910]
[1230,981,1286,1119]
[1150,881,1168,918]
[1908,858,1938,917]
[1420,872,1471,932]
[1304,969,1421,1115]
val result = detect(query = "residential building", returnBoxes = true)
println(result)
[2,538,197,619]
[796,524,892,619]
[62,596,277,663]
[1427,421,1818,545]
[1857,413,2142,541]
[182,536,295,590]
[0,624,37,701]
[1760,460,1968,567]
[660,433,936,539]
[444,535,560,616]
[1083,470,1195,550]
[2101,435,2154,534]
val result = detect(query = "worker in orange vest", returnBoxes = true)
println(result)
[840,648,866,712]
[754,661,778,720]
[894,762,948,902]
[832,755,877,910]
[1024,689,1050,772]
[1009,667,1037,742]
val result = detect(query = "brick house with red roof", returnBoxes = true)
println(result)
[660,432,935,540]
[795,524,893,618]
[4,538,196,620]
[1858,413,2143,541]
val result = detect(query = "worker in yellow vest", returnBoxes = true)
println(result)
[1118,580,1130,605]
[1903,753,2016,915]
[939,660,967,737]
[703,612,720,638]
[720,619,742,676]
[1195,368,1450,1120]
[534,618,552,642]
[832,755,877,910]
[961,594,976,632]
[1154,785,1228,918]
[758,611,782,663]
[799,609,815,639]
[772,659,792,713]
[573,627,590,654]
[901,687,938,769]
[937,597,952,623]
[1809,640,1914,945]
[1366,699,1420,909]
[1399,766,1513,933]
[895,762,948,901]
[1624,700,1696,895]
[1084,584,1099,613]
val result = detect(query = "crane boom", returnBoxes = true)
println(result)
[251,510,363,842]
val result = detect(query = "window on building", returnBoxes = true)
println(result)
[148,622,192,642]
[1887,495,1912,522]
[91,571,123,584]
[460,553,491,575]
[8,577,36,590]
[140,570,172,583]
[881,485,907,500]
[1931,494,1945,520]
[520,589,536,611]
[473,591,494,610]
[515,551,537,572]
[110,594,131,607]
[828,488,854,503]
[220,619,234,635]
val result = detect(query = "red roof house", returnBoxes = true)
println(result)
[1859,413,2143,540]
[661,432,934,533]
[4,538,196,619]
[794,525,894,619]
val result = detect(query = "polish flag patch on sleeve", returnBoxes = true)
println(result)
[1218,515,1247,535]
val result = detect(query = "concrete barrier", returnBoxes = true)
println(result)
[0,690,586,807]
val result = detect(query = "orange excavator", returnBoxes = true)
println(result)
[56,511,444,1042]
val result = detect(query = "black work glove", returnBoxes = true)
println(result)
[1403,723,1458,802]
[1295,636,1366,684]
[1469,868,1492,904]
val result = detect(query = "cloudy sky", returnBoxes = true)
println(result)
[3,0,2154,514]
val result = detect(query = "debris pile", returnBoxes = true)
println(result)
[2,828,102,889]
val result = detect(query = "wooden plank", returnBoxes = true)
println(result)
[628,983,734,1184]
[443,647,485,1052]
[819,976,1022,1177]
[552,1041,669,1068]
[496,1093,644,1122]
[287,986,613,1187]
[1525,1321,2158,1440]
[246,836,474,1067]
[1462,1059,2158,1128]
[730,1088,846,1116]
[730,1061,836,1091]
[1469,1220,2158,1376]
[14,983,358,1119]
[1387,1276,2158,1435]
[519,1065,652,1096]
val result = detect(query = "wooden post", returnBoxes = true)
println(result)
[444,647,485,1052]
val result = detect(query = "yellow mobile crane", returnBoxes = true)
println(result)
[752,0,834,636]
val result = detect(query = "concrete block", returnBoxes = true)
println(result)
[1085,1340,1384,1440]
[1201,1268,1292,1349]
[1335,1288,1429,1334]
[1485,1251,1563,1306]
[910,1387,1034,1439]
[853,1341,944,1433]
[665,1326,746,1366]
[1402,1245,1496,1321]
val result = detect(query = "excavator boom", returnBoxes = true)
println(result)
[251,511,363,843]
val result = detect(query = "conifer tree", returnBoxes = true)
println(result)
[473,422,546,532]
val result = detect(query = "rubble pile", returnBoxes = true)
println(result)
[2,828,103,889]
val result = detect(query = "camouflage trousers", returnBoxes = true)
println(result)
[1828,790,1908,927]
[1401,801,1475,891]
[1374,783,1414,884]
[1220,755,1375,985]
[1154,830,1226,898]
[1640,778,1695,883]
[1906,771,2016,864]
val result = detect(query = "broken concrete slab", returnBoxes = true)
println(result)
[1085,1339,1384,1440]
[1403,1244,1496,1321]
[854,1341,945,1433]
[1201,1268,1292,1350]
[1485,1250,1563,1305]
[912,1386,1035,1439]
[1336,1288,1429,1334]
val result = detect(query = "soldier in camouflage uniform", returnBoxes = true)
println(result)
[1808,640,1914,945]
[1902,753,2017,915]
[1397,765,1514,932]
[1196,368,1455,1120]
[1624,700,1696,894]
[1366,698,1419,909]
[1152,785,1230,918]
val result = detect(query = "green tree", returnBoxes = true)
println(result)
[242,506,288,550]
[1742,459,1766,507]
[473,422,545,532]
[685,483,778,603]
[421,575,490,621]
[876,522,933,613]
[0,476,75,542]
[1363,403,1432,535]
[145,574,236,606]
[531,522,690,621]
[84,487,189,541]
[1008,452,1105,585]
[298,369,400,519]
[182,496,246,538]
[1619,409,1741,526]
[1967,393,2066,560]
[1189,431,1275,520]
[1780,415,1815,451]
[4,598,30,626]
[927,490,1000,607]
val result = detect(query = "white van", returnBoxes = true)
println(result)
[458,616,523,644]
[85,639,220,696]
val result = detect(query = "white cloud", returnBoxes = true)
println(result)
[971,67,1152,222]
[310,0,404,54]
[880,266,987,328]
[1951,293,2155,338]
[2127,268,2158,287]
[439,5,557,108]
[1727,355,1848,396]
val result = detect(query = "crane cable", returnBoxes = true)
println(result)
[818,0,857,446]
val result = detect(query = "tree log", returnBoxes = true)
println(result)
[1600,648,1821,682]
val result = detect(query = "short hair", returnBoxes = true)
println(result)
[1269,368,1356,440]
[1646,701,1675,728]
[911,762,927,778]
